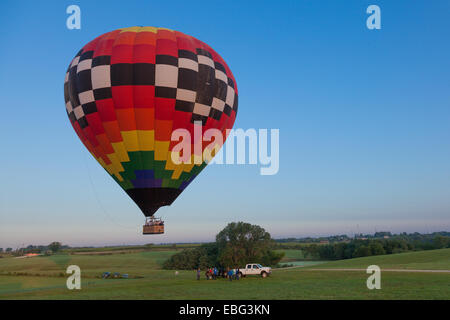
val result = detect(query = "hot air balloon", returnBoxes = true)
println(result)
[64,27,238,234]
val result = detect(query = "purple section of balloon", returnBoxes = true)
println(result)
[131,178,162,188]
[180,175,196,190]
[131,169,198,190]
[135,170,155,179]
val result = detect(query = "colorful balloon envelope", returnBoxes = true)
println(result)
[64,27,238,221]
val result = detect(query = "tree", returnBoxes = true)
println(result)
[6,248,12,252]
[163,222,284,270]
[369,241,386,256]
[354,245,371,258]
[333,243,347,260]
[163,243,218,270]
[260,249,285,266]
[48,242,62,253]
[433,235,450,249]
[216,222,283,267]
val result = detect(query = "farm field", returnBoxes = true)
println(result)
[0,247,449,300]
[309,248,450,270]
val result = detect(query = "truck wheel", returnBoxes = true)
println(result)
[261,271,267,278]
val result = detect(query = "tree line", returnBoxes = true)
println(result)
[300,234,450,260]
[0,242,65,256]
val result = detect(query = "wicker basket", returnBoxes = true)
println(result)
[143,224,164,234]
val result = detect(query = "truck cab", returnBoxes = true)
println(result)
[239,263,272,278]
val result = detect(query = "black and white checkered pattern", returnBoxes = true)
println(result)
[64,49,113,129]
[65,50,84,126]
[64,46,238,129]
[158,48,238,125]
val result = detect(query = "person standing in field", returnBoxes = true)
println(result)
[236,268,240,280]
[196,267,201,280]
[227,268,233,281]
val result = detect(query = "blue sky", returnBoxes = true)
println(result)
[0,0,449,248]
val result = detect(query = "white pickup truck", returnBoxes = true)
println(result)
[238,264,272,278]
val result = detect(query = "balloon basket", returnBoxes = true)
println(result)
[143,217,164,235]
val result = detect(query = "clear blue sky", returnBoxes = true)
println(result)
[1,0,449,248]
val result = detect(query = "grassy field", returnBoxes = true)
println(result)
[309,248,450,270]
[0,247,449,299]
[276,249,308,261]
[0,250,176,278]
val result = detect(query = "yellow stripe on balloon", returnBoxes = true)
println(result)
[98,157,107,168]
[97,157,122,180]
[119,26,142,33]
[182,154,196,173]
[140,26,158,33]
[119,26,170,33]
[121,131,140,152]
[137,130,155,151]
[111,142,130,162]
[154,140,170,161]
[106,155,125,181]
[156,27,174,32]
[203,142,221,163]
[94,155,123,181]
[164,151,187,179]
[171,165,184,180]
[105,164,124,181]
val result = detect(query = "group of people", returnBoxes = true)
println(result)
[144,220,164,226]
[197,267,241,281]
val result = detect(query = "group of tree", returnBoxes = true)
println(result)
[163,222,284,270]
[301,234,450,260]
[277,234,352,244]
[0,242,65,256]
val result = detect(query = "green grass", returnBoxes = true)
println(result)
[280,261,327,267]
[0,250,176,278]
[311,248,450,270]
[1,269,448,300]
[277,249,308,261]
[0,248,449,299]
[62,243,201,253]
